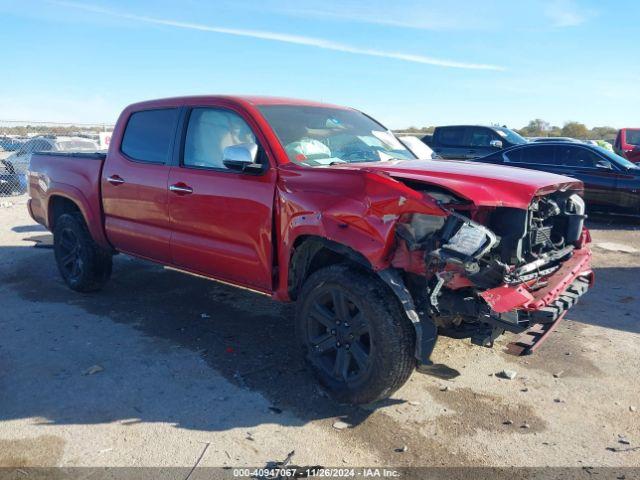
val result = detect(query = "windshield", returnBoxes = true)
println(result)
[495,127,528,145]
[259,105,416,166]
[595,146,640,169]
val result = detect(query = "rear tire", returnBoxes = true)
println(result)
[295,264,416,404]
[53,213,112,292]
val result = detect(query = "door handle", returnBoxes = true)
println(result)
[169,183,193,195]
[107,175,125,185]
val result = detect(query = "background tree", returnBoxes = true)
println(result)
[398,120,618,141]
[519,119,550,137]
[561,121,589,139]
[589,126,618,140]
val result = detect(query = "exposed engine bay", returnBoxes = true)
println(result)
[392,184,591,349]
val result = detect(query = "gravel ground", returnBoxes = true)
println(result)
[0,196,639,469]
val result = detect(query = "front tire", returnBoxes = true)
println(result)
[295,264,416,404]
[53,213,112,292]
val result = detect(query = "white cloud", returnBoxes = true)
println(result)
[544,0,594,27]
[50,1,504,71]
[268,1,486,31]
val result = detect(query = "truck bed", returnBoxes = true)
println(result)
[28,151,110,249]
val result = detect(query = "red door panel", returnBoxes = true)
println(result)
[102,158,172,262]
[168,168,277,291]
[101,107,180,263]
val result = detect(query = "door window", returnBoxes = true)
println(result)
[518,145,556,164]
[121,108,179,164]
[557,146,601,168]
[183,108,257,170]
[502,148,522,163]
[436,127,467,147]
[468,128,497,147]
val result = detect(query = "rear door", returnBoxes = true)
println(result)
[167,106,277,291]
[505,145,558,174]
[102,107,180,263]
[432,127,468,159]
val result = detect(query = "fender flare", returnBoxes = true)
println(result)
[378,268,438,365]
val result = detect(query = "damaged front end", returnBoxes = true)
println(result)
[388,187,593,361]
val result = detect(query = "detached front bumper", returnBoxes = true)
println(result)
[477,247,593,352]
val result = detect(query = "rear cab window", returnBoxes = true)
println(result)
[121,108,179,163]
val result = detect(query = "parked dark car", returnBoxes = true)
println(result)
[425,125,527,160]
[1,160,26,195]
[471,142,640,214]
[529,137,582,143]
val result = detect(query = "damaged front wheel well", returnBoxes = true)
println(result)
[288,236,373,300]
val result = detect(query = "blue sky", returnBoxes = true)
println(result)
[0,0,638,129]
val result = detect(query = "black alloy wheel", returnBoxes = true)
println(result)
[306,286,373,384]
[57,227,84,282]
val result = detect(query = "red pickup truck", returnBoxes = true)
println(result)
[28,96,593,404]
[615,128,640,163]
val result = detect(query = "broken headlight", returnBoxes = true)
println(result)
[441,215,497,259]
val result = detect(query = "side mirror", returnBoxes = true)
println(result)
[489,140,503,149]
[595,159,613,170]
[222,143,262,173]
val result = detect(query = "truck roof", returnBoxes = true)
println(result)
[124,95,352,111]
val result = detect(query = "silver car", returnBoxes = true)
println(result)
[1,136,99,194]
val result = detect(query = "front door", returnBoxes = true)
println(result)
[554,145,619,209]
[167,107,277,291]
[102,107,180,263]
[466,126,501,158]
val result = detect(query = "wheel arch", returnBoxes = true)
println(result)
[287,235,373,301]
[44,187,112,251]
[48,195,82,230]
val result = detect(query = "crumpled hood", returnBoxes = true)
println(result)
[334,159,583,208]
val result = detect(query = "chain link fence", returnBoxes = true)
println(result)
[0,120,114,198]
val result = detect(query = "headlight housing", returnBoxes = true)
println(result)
[441,214,497,259]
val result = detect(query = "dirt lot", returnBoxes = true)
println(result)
[0,195,639,469]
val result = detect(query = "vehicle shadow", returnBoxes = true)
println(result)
[11,224,47,233]
[2,232,635,441]
[586,212,640,230]
[0,239,415,436]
